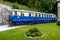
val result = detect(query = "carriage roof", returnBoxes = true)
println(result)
[10,9,55,15]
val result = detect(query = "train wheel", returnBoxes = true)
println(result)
[29,22,33,25]
[9,21,13,26]
[16,22,17,25]
[50,21,51,23]
[14,22,17,25]
[18,22,19,25]
[12,22,14,26]
[22,22,23,25]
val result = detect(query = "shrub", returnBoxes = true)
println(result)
[35,32,42,36]
[31,33,36,37]
[25,27,42,37]
[26,32,31,36]
[57,21,60,26]
[13,2,19,9]
[29,27,39,33]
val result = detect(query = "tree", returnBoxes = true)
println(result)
[4,0,56,13]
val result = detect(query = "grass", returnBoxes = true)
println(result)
[0,23,60,40]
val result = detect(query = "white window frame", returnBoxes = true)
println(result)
[37,13,39,17]
[40,14,42,17]
[17,12,21,16]
[34,13,35,17]
[43,14,45,18]
[29,12,31,17]
[24,12,29,16]
[21,12,24,16]
[12,11,15,15]
[31,13,34,17]
[39,14,40,17]
[52,15,55,18]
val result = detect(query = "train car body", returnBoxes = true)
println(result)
[9,9,57,25]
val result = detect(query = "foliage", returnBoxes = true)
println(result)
[57,21,60,26]
[26,27,42,37]
[28,27,39,33]
[12,2,19,9]
[4,0,56,13]
[31,33,36,37]
[4,0,17,3]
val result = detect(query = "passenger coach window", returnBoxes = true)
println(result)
[31,13,34,17]
[50,15,52,18]
[12,11,15,15]
[15,11,17,15]
[49,15,50,18]
[44,14,46,17]
[47,15,48,18]
[42,14,45,18]
[24,13,29,16]
[21,13,22,16]
[21,13,24,16]
[42,14,43,17]
[40,14,42,17]
[23,13,24,16]
[35,13,37,17]
[17,12,21,16]
[29,13,31,17]
[39,14,40,17]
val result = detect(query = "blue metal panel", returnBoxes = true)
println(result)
[9,15,35,22]
[9,15,57,22]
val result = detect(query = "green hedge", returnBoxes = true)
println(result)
[57,21,60,26]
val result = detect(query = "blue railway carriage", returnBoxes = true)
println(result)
[9,9,57,25]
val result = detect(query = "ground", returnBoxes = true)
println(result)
[0,23,60,40]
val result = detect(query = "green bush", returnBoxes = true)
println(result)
[57,21,60,26]
[31,33,36,37]
[29,27,39,33]
[26,27,42,37]
[26,32,31,36]
[13,2,19,9]
[35,32,42,36]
